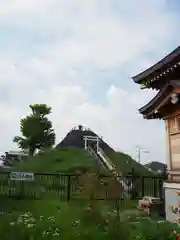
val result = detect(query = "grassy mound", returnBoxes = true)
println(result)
[9,148,157,199]
[56,128,153,177]
[13,148,102,173]
[12,147,152,176]
[4,147,159,201]
[107,152,153,176]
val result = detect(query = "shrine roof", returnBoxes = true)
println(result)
[132,46,180,89]
[139,80,180,119]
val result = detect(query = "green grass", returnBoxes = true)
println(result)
[13,148,101,173]
[0,202,178,239]
[107,152,153,176]
[10,148,152,177]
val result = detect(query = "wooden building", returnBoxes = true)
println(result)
[132,46,180,222]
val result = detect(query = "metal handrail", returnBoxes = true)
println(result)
[87,146,132,191]
[87,146,111,171]
[98,148,132,187]
[98,148,116,169]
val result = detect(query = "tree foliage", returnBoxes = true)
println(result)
[13,104,56,155]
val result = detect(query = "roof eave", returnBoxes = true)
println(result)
[132,75,142,84]
[138,85,173,116]
[132,46,180,84]
[142,115,163,120]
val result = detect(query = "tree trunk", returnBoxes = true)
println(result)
[29,147,35,156]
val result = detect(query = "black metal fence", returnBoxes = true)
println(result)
[0,171,166,201]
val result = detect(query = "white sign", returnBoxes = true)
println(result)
[10,172,34,181]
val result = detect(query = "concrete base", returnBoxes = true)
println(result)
[164,181,180,223]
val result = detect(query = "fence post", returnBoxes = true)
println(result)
[141,176,144,198]
[67,175,71,201]
[158,178,163,200]
[115,199,120,223]
[163,166,168,180]
[130,168,137,200]
[159,166,167,200]
[20,181,24,199]
[153,177,157,197]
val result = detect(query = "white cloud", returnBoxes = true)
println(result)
[0,0,178,165]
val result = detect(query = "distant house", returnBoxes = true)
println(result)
[1,150,29,167]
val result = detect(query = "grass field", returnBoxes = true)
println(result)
[0,147,169,239]
[0,199,178,239]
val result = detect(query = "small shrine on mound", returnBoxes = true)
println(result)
[132,46,180,223]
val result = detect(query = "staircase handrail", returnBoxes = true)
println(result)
[87,146,112,170]
[87,146,132,193]
[98,148,117,171]
[98,148,131,187]
[87,146,96,156]
[97,150,113,170]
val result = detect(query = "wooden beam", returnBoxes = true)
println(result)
[165,120,172,171]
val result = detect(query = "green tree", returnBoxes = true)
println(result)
[13,104,56,156]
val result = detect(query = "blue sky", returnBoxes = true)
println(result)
[0,0,179,164]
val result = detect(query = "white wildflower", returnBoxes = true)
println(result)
[10,222,15,226]
[72,220,80,227]
[48,216,55,222]
[42,231,49,236]
[27,223,34,228]
[29,217,36,223]
[17,218,23,224]
[53,232,60,236]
